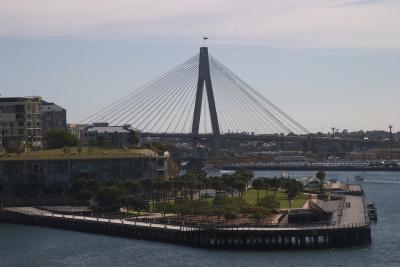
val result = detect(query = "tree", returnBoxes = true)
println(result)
[110,132,119,147]
[233,180,246,198]
[224,210,238,221]
[95,185,125,209]
[252,178,263,203]
[76,189,94,202]
[262,178,271,197]
[285,181,298,209]
[258,195,280,210]
[154,202,175,217]
[140,179,153,203]
[250,206,269,222]
[234,168,254,188]
[152,180,163,202]
[130,198,149,214]
[125,180,142,197]
[210,176,224,191]
[161,180,171,202]
[46,129,79,149]
[127,131,139,146]
[271,178,280,199]
[316,170,326,193]
[96,135,106,147]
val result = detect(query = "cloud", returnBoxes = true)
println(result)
[0,0,399,48]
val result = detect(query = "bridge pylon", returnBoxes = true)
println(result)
[192,47,220,155]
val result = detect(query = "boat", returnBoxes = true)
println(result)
[355,175,365,182]
[329,178,338,183]
[202,165,221,173]
[367,202,377,221]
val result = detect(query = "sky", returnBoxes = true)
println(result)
[0,0,399,133]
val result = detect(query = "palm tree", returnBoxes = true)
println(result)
[174,179,184,201]
[186,180,196,200]
[285,181,298,209]
[161,180,171,202]
[127,131,139,146]
[262,178,271,197]
[233,180,246,199]
[234,168,254,189]
[125,180,142,198]
[252,178,263,203]
[203,176,210,198]
[316,170,326,193]
[210,176,223,192]
[139,179,153,203]
[153,180,163,203]
[271,178,279,200]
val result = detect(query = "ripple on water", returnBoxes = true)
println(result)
[1,171,399,267]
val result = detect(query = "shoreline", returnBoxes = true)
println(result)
[222,166,400,172]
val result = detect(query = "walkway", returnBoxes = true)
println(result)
[3,204,368,232]
[340,195,367,226]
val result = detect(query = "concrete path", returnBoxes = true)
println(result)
[339,195,366,226]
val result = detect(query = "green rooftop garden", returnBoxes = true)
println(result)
[0,147,158,161]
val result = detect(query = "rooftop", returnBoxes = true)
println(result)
[0,147,164,161]
[0,96,42,103]
[41,101,65,112]
[86,126,131,133]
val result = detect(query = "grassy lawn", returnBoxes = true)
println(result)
[244,189,307,209]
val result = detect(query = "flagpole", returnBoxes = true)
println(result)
[203,36,208,47]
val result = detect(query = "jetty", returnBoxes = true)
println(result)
[0,193,371,250]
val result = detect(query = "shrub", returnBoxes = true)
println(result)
[257,196,280,209]
[224,210,238,220]
[250,212,265,220]
[154,202,176,214]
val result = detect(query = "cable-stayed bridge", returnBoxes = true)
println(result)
[82,47,364,153]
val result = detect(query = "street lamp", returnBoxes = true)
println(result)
[389,125,393,164]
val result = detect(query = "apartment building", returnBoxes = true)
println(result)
[41,100,67,136]
[0,97,42,151]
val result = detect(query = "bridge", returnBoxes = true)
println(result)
[82,47,367,153]
[140,132,364,143]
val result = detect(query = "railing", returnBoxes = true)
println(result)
[336,197,346,225]
[37,206,92,214]
[309,200,327,216]
[2,207,370,232]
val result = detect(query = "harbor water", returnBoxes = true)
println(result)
[1,171,399,267]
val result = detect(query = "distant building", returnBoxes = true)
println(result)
[0,147,178,187]
[67,123,89,141]
[41,100,67,136]
[0,97,42,151]
[83,123,139,148]
[274,155,306,162]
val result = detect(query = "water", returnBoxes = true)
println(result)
[1,171,400,267]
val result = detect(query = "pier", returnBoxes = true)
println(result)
[0,203,371,250]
